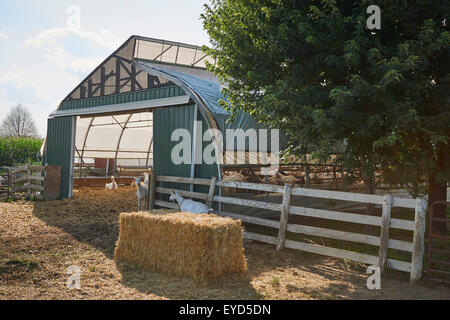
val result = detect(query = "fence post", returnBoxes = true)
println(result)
[410,197,427,283]
[378,194,393,272]
[206,176,217,208]
[276,183,292,251]
[305,165,310,188]
[340,166,346,191]
[26,164,31,196]
[148,171,156,210]
[333,165,337,190]
[7,169,11,199]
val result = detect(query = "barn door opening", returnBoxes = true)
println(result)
[73,110,153,188]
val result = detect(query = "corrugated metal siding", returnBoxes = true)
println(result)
[153,105,194,201]
[59,86,185,111]
[44,116,74,198]
[153,105,219,202]
[194,111,220,196]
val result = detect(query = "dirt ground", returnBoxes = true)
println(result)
[0,187,448,300]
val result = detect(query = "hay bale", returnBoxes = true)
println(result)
[114,212,247,283]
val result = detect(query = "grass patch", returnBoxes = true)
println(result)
[0,257,39,275]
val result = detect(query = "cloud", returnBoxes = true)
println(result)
[0,63,79,137]
[24,27,120,72]
[4,26,122,136]
[0,64,54,102]
[24,27,120,50]
[0,27,8,40]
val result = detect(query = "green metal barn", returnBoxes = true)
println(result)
[42,35,277,199]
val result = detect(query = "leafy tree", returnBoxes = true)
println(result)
[202,0,449,228]
[0,104,39,138]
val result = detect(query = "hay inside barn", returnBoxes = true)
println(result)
[114,212,247,283]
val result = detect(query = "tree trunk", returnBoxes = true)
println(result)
[362,159,377,235]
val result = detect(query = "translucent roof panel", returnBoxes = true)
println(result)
[134,36,217,69]
[61,36,216,104]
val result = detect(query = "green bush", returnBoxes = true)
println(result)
[0,137,43,167]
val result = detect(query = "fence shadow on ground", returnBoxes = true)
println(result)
[29,189,261,299]
[28,192,352,299]
[29,186,447,300]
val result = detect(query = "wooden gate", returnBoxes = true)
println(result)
[2,164,62,200]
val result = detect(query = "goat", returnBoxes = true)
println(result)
[135,177,148,211]
[169,191,214,214]
[276,172,299,186]
[105,176,118,190]
[222,171,246,195]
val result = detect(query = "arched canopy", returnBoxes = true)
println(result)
[74,110,154,167]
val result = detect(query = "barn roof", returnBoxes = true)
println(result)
[46,36,281,166]
[50,35,263,135]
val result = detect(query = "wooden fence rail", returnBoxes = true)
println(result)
[0,169,10,199]
[9,164,46,194]
[148,174,427,283]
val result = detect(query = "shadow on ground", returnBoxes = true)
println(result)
[29,187,450,300]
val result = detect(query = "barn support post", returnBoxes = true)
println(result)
[190,104,199,192]
[378,194,393,272]
[276,183,292,251]
[206,176,217,208]
[148,171,156,210]
[410,197,427,283]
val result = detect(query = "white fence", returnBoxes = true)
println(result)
[148,174,427,282]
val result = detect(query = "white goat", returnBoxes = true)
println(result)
[135,177,148,211]
[169,191,214,214]
[105,176,118,190]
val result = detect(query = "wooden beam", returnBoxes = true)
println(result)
[100,66,105,96]
[87,78,93,97]
[115,58,121,94]
[276,183,292,251]
[220,211,280,229]
[378,194,393,272]
[154,200,178,210]
[11,175,45,184]
[26,166,31,195]
[244,231,277,245]
[156,175,211,186]
[213,195,281,212]
[410,197,427,283]
[206,177,217,208]
[156,187,207,201]
[131,64,136,91]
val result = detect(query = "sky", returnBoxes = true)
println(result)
[0,0,211,137]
